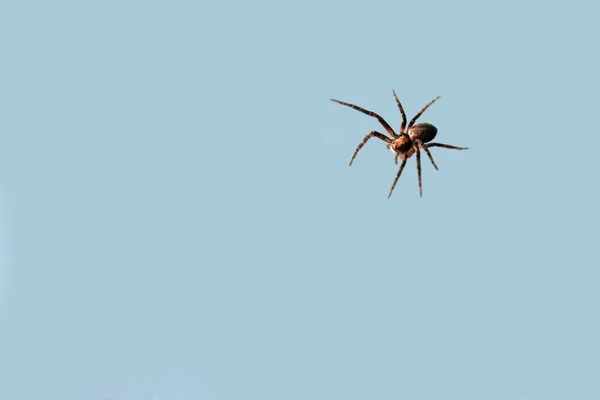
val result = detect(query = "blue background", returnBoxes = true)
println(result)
[1,0,599,399]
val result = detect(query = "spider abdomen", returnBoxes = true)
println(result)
[408,123,438,143]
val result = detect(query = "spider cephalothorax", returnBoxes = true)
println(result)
[387,134,413,154]
[331,91,468,198]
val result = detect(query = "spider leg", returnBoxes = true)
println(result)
[330,98,398,138]
[426,142,469,151]
[415,139,438,170]
[415,145,423,197]
[349,131,392,166]
[388,158,408,199]
[392,90,407,134]
[408,96,441,128]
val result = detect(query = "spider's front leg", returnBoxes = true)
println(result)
[330,98,398,139]
[349,131,392,166]
[388,158,408,198]
[392,90,407,134]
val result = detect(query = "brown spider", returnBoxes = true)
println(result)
[330,91,468,198]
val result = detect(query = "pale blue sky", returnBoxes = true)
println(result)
[1,0,599,399]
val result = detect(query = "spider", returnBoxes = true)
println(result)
[330,91,468,198]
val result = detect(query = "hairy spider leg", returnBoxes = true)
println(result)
[415,146,424,197]
[414,139,439,170]
[349,131,392,166]
[425,143,469,151]
[388,158,408,198]
[392,90,407,134]
[330,99,398,138]
[408,96,441,128]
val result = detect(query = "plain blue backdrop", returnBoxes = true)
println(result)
[1,0,599,399]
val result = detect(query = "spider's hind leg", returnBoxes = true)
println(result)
[415,146,424,197]
[415,139,438,170]
[426,142,469,151]
[409,96,441,128]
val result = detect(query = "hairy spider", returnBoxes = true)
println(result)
[330,91,468,198]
